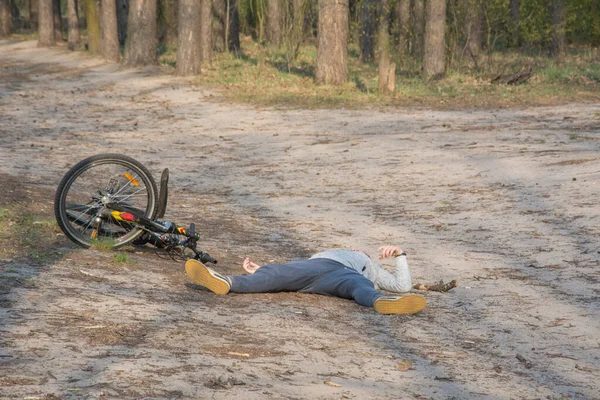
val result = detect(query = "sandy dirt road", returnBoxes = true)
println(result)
[1,40,599,399]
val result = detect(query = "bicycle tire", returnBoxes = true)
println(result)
[54,153,159,248]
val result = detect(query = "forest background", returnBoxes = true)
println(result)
[0,0,599,107]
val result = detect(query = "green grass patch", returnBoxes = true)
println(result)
[158,37,600,109]
[0,207,63,263]
[113,252,130,264]
[90,238,118,252]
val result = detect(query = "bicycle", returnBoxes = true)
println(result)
[54,153,217,264]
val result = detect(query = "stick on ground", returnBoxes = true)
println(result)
[413,280,458,292]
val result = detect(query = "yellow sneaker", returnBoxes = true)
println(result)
[374,294,426,315]
[185,259,231,295]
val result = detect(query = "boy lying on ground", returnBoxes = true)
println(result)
[185,245,426,315]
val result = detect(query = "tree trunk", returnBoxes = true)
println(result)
[199,0,211,62]
[228,0,239,51]
[509,0,519,47]
[464,0,482,58]
[315,0,348,85]
[423,0,446,78]
[83,0,101,53]
[176,0,201,75]
[359,0,375,62]
[158,0,177,45]
[10,0,20,30]
[101,0,120,61]
[30,0,39,30]
[212,0,225,51]
[53,0,63,40]
[38,0,55,45]
[266,0,281,46]
[0,0,11,37]
[116,0,128,44]
[67,0,79,49]
[378,0,395,93]
[393,0,409,56]
[551,0,566,61]
[412,0,424,60]
[124,0,158,66]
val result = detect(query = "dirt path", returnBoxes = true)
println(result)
[1,40,599,399]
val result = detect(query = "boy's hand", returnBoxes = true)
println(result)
[378,245,403,259]
[243,258,262,274]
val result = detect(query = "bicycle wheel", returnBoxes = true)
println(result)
[54,154,159,248]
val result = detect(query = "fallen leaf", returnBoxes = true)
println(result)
[324,380,341,387]
[575,364,594,373]
[227,352,250,357]
[396,359,413,371]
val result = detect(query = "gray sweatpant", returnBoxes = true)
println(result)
[229,258,384,307]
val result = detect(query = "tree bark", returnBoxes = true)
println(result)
[412,0,424,60]
[38,0,55,46]
[228,0,239,51]
[176,0,201,75]
[30,0,39,30]
[212,0,225,52]
[0,0,11,37]
[67,0,79,49]
[359,0,375,62]
[53,0,63,41]
[393,0,409,56]
[83,0,101,53]
[116,0,128,44]
[10,0,20,28]
[551,0,566,61]
[101,0,120,61]
[199,0,211,62]
[158,0,177,45]
[423,0,446,78]
[124,0,158,66]
[464,0,482,58]
[266,0,281,46]
[378,0,395,94]
[315,0,348,85]
[509,0,519,47]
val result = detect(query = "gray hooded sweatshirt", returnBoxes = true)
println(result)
[309,249,412,293]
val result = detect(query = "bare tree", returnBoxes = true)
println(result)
[423,0,446,78]
[158,0,178,45]
[266,0,282,46]
[359,0,375,62]
[551,0,566,61]
[176,0,201,75]
[101,0,120,61]
[464,0,483,59]
[116,0,128,44]
[378,0,395,93]
[0,0,10,37]
[30,0,40,30]
[38,0,55,46]
[212,0,225,51]
[83,0,101,53]
[510,0,520,46]
[412,0,424,60]
[124,0,158,66]
[212,0,239,52]
[199,0,211,62]
[67,0,80,50]
[393,0,409,56]
[53,0,63,40]
[315,0,348,85]
[228,0,240,51]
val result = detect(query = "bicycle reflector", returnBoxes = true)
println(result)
[111,211,136,222]
[124,172,140,187]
